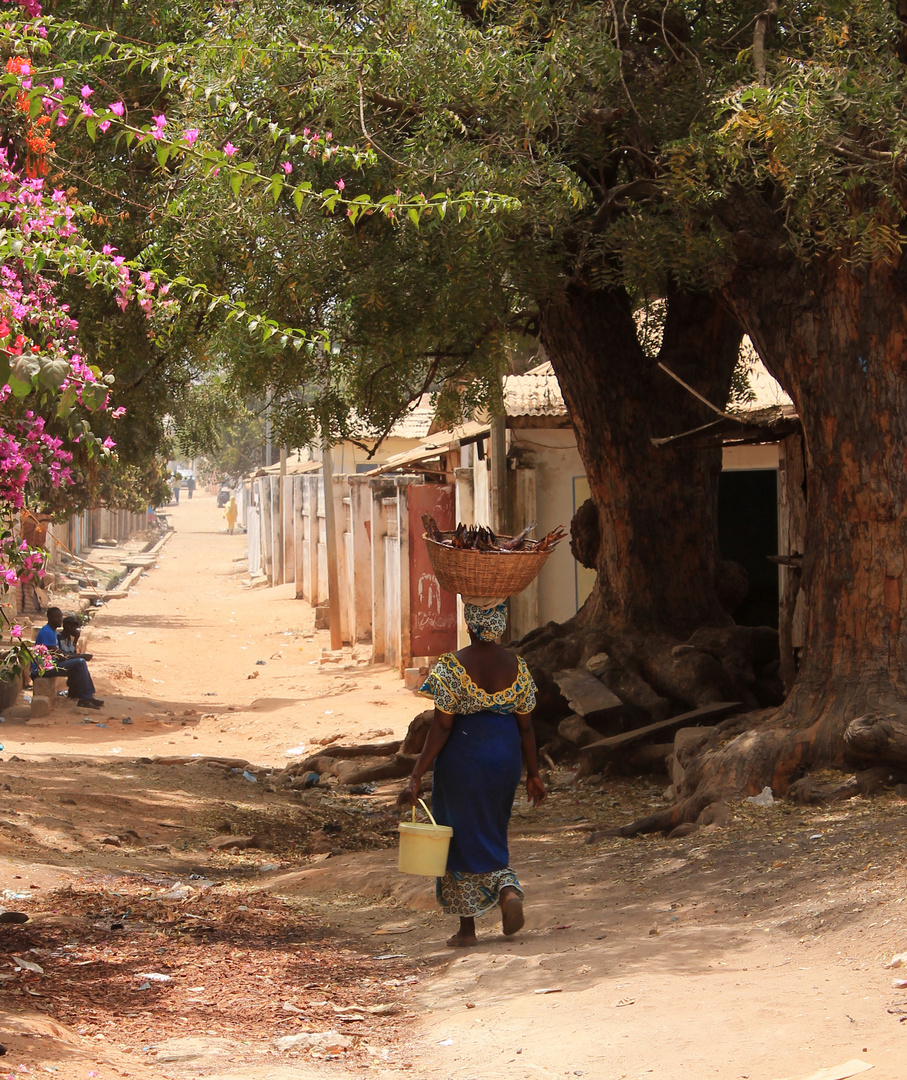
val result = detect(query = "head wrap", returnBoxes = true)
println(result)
[464,602,508,642]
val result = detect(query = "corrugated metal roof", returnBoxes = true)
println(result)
[347,398,436,442]
[253,457,323,478]
[503,364,567,417]
[385,406,435,440]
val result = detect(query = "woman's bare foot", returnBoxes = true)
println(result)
[447,915,477,947]
[446,932,479,947]
[500,887,524,935]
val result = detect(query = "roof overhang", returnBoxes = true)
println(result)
[371,420,491,476]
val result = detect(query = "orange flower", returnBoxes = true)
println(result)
[5,57,31,76]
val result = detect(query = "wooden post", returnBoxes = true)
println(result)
[322,442,343,651]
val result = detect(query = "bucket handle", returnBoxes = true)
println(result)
[411,797,438,826]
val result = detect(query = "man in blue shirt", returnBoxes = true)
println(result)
[33,607,103,710]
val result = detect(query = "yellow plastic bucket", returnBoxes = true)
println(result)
[398,799,453,877]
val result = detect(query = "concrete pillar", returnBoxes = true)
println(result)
[369,481,389,663]
[490,414,508,534]
[293,477,305,599]
[454,467,475,648]
[269,476,282,585]
[348,476,373,644]
[509,466,539,640]
[306,476,320,603]
[329,472,350,644]
[259,478,273,583]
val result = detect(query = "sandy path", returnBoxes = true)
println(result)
[7,490,418,764]
[1,490,905,1080]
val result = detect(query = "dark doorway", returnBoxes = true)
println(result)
[717,469,779,628]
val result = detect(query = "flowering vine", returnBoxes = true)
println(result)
[0,0,121,681]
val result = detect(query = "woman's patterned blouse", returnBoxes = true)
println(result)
[419,653,537,716]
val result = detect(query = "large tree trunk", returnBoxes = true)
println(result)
[622,238,907,834]
[729,254,907,746]
[513,286,784,728]
[539,285,743,638]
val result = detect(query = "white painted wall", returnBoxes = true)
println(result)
[464,429,588,626]
[511,429,589,625]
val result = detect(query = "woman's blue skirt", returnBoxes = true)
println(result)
[432,709,522,874]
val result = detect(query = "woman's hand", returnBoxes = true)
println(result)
[396,776,421,811]
[526,774,547,806]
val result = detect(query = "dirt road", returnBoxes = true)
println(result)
[1,492,905,1080]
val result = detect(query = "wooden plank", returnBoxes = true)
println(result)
[553,668,625,717]
[579,701,742,754]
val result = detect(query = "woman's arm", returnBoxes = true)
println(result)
[515,711,547,806]
[396,708,455,808]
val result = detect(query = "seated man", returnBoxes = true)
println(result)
[58,615,92,662]
[33,607,103,710]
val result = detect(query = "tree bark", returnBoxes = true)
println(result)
[539,285,743,638]
[727,250,907,745]
[622,220,907,832]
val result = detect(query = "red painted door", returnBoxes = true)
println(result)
[408,483,457,657]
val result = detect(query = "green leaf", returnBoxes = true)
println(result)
[55,385,79,419]
[230,171,243,197]
[269,174,284,202]
[37,356,71,391]
[8,373,32,399]
[156,141,170,168]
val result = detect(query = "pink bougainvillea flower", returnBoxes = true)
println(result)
[80,84,93,99]
[109,101,125,116]
[223,141,237,157]
[52,77,64,91]
[99,120,110,133]
[335,178,345,191]
[184,128,199,146]
[55,111,68,126]
[281,161,292,174]
[102,244,117,255]
[111,406,126,418]
[80,102,95,117]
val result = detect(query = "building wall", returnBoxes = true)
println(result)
[722,443,780,471]
[510,429,590,625]
[463,428,589,626]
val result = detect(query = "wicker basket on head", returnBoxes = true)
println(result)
[423,533,553,598]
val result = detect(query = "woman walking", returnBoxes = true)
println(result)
[398,603,546,947]
[223,495,238,534]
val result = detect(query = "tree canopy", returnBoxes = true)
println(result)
[9,1,907,808]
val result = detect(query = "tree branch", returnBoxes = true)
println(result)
[358,68,408,167]
[753,1,778,88]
